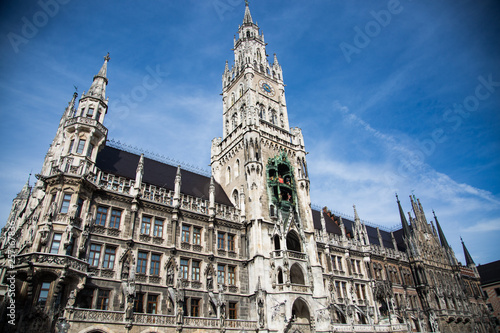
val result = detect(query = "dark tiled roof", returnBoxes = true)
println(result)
[311,206,407,252]
[95,145,233,206]
[477,260,500,286]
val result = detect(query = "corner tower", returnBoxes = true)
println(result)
[211,3,324,331]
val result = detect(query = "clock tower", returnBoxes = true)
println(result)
[211,2,326,330]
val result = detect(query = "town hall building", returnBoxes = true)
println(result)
[0,3,495,333]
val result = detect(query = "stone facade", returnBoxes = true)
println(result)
[0,3,495,333]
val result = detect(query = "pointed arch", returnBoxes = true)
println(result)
[273,234,281,250]
[290,263,305,285]
[232,189,239,208]
[291,297,310,324]
[277,267,284,284]
[286,230,301,252]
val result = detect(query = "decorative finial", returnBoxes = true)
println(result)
[245,0,249,6]
[104,52,110,62]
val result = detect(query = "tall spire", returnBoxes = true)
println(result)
[433,210,450,249]
[243,0,253,24]
[87,53,110,100]
[461,237,475,267]
[396,194,411,239]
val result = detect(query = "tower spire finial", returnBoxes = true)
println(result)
[461,237,475,267]
[243,0,253,24]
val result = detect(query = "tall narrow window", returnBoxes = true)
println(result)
[228,266,236,285]
[137,251,148,274]
[60,193,72,213]
[76,197,84,217]
[96,111,102,122]
[141,216,151,235]
[217,233,225,250]
[150,254,161,276]
[228,302,237,319]
[181,225,190,243]
[103,247,116,269]
[96,290,110,310]
[153,218,164,237]
[193,227,201,245]
[87,107,94,118]
[50,233,62,254]
[180,259,189,280]
[217,264,225,285]
[110,209,121,229]
[192,260,200,281]
[68,139,75,154]
[95,206,108,226]
[134,293,145,313]
[191,298,200,317]
[88,244,102,267]
[147,295,158,314]
[38,282,51,306]
[228,234,235,252]
[87,143,94,158]
[76,139,86,154]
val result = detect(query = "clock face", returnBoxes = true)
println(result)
[259,79,275,96]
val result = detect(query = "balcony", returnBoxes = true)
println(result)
[64,116,108,137]
[69,308,257,329]
[16,252,88,274]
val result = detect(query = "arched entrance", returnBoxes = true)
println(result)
[288,298,311,333]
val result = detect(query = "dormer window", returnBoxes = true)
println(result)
[87,107,94,118]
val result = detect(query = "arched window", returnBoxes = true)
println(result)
[286,231,301,252]
[232,189,239,208]
[274,235,281,250]
[257,49,262,63]
[231,93,235,105]
[227,166,231,184]
[246,31,250,38]
[270,110,277,125]
[277,268,284,284]
[290,264,305,285]
[239,84,243,97]
[259,105,266,120]
[235,159,240,177]
[231,113,238,130]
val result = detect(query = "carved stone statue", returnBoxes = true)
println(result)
[67,289,77,307]
[258,297,265,328]
[220,302,226,328]
[48,201,57,220]
[39,223,52,246]
[176,300,184,324]
[167,265,175,285]
[207,274,213,290]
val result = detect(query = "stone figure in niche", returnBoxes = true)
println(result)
[48,201,57,220]
[258,297,265,328]
[67,289,77,307]
[167,265,175,285]
[176,299,184,325]
[207,274,213,290]
[220,302,226,327]
[39,223,52,246]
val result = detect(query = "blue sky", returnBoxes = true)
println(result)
[0,0,499,264]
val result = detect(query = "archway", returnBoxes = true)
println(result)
[291,298,310,323]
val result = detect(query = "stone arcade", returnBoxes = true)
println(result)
[0,3,495,333]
